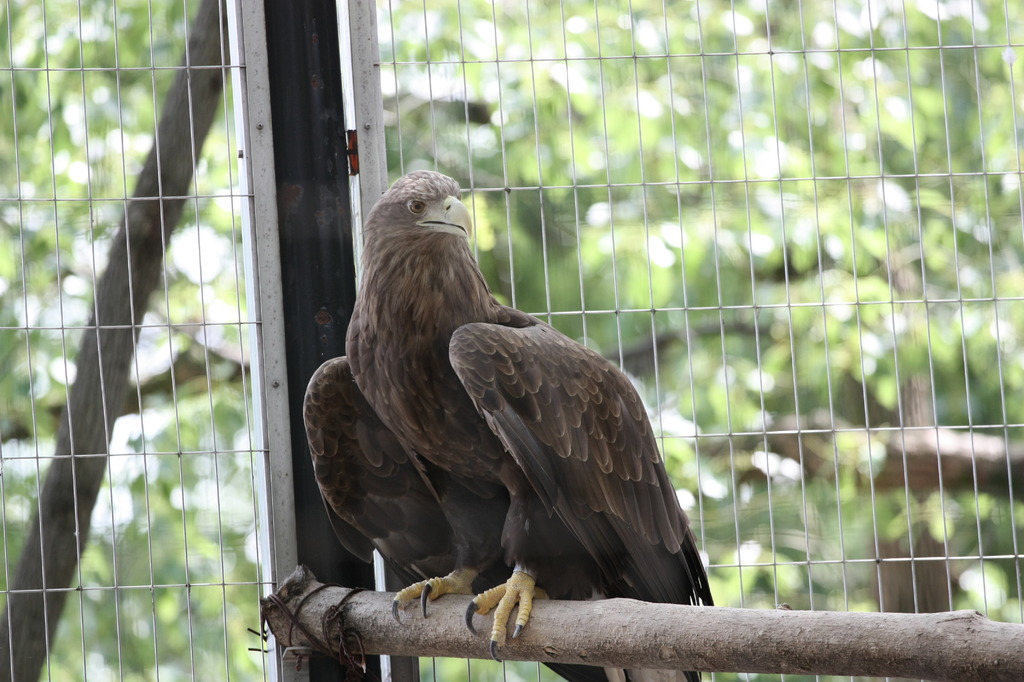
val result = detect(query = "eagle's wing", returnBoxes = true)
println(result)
[450,322,712,607]
[303,356,455,584]
[307,356,623,682]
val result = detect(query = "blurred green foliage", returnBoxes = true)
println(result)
[377,0,1024,678]
[1,0,264,678]
[1,0,1022,680]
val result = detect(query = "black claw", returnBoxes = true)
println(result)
[392,599,401,622]
[465,601,478,635]
[420,583,432,618]
[512,624,523,639]
[489,639,501,661]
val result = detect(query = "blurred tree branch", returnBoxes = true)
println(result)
[3,327,247,440]
[761,411,1024,495]
[0,0,228,678]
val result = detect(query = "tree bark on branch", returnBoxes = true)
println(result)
[262,566,1024,682]
[0,1,228,679]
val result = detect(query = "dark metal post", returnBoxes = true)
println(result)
[262,0,377,677]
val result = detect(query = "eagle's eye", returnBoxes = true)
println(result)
[408,199,427,215]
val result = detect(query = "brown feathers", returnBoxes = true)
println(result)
[305,170,712,621]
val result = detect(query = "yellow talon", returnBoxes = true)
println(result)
[465,569,547,660]
[392,568,477,620]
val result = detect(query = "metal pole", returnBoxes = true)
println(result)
[260,0,377,678]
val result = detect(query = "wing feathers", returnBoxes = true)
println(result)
[450,321,711,607]
[303,356,455,581]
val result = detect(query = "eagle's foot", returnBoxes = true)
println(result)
[392,568,477,621]
[464,568,547,660]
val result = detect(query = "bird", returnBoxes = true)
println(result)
[303,170,713,681]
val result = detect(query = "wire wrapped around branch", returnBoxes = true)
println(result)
[261,578,367,679]
[261,565,1024,681]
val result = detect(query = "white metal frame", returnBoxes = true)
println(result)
[336,1,401,678]
[338,0,389,266]
[227,1,300,681]
[228,1,390,679]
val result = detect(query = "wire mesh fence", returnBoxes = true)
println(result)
[1,0,269,679]
[1,0,1022,680]
[375,0,1024,678]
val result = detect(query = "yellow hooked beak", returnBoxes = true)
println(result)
[417,195,473,238]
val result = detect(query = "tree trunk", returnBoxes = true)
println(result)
[0,1,228,679]
[876,263,953,616]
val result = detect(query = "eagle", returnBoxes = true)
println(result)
[303,171,713,681]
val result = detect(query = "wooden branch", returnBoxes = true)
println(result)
[752,411,1024,495]
[877,427,1024,493]
[262,566,1024,682]
[0,2,228,679]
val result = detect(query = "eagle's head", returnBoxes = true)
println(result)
[365,170,472,241]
